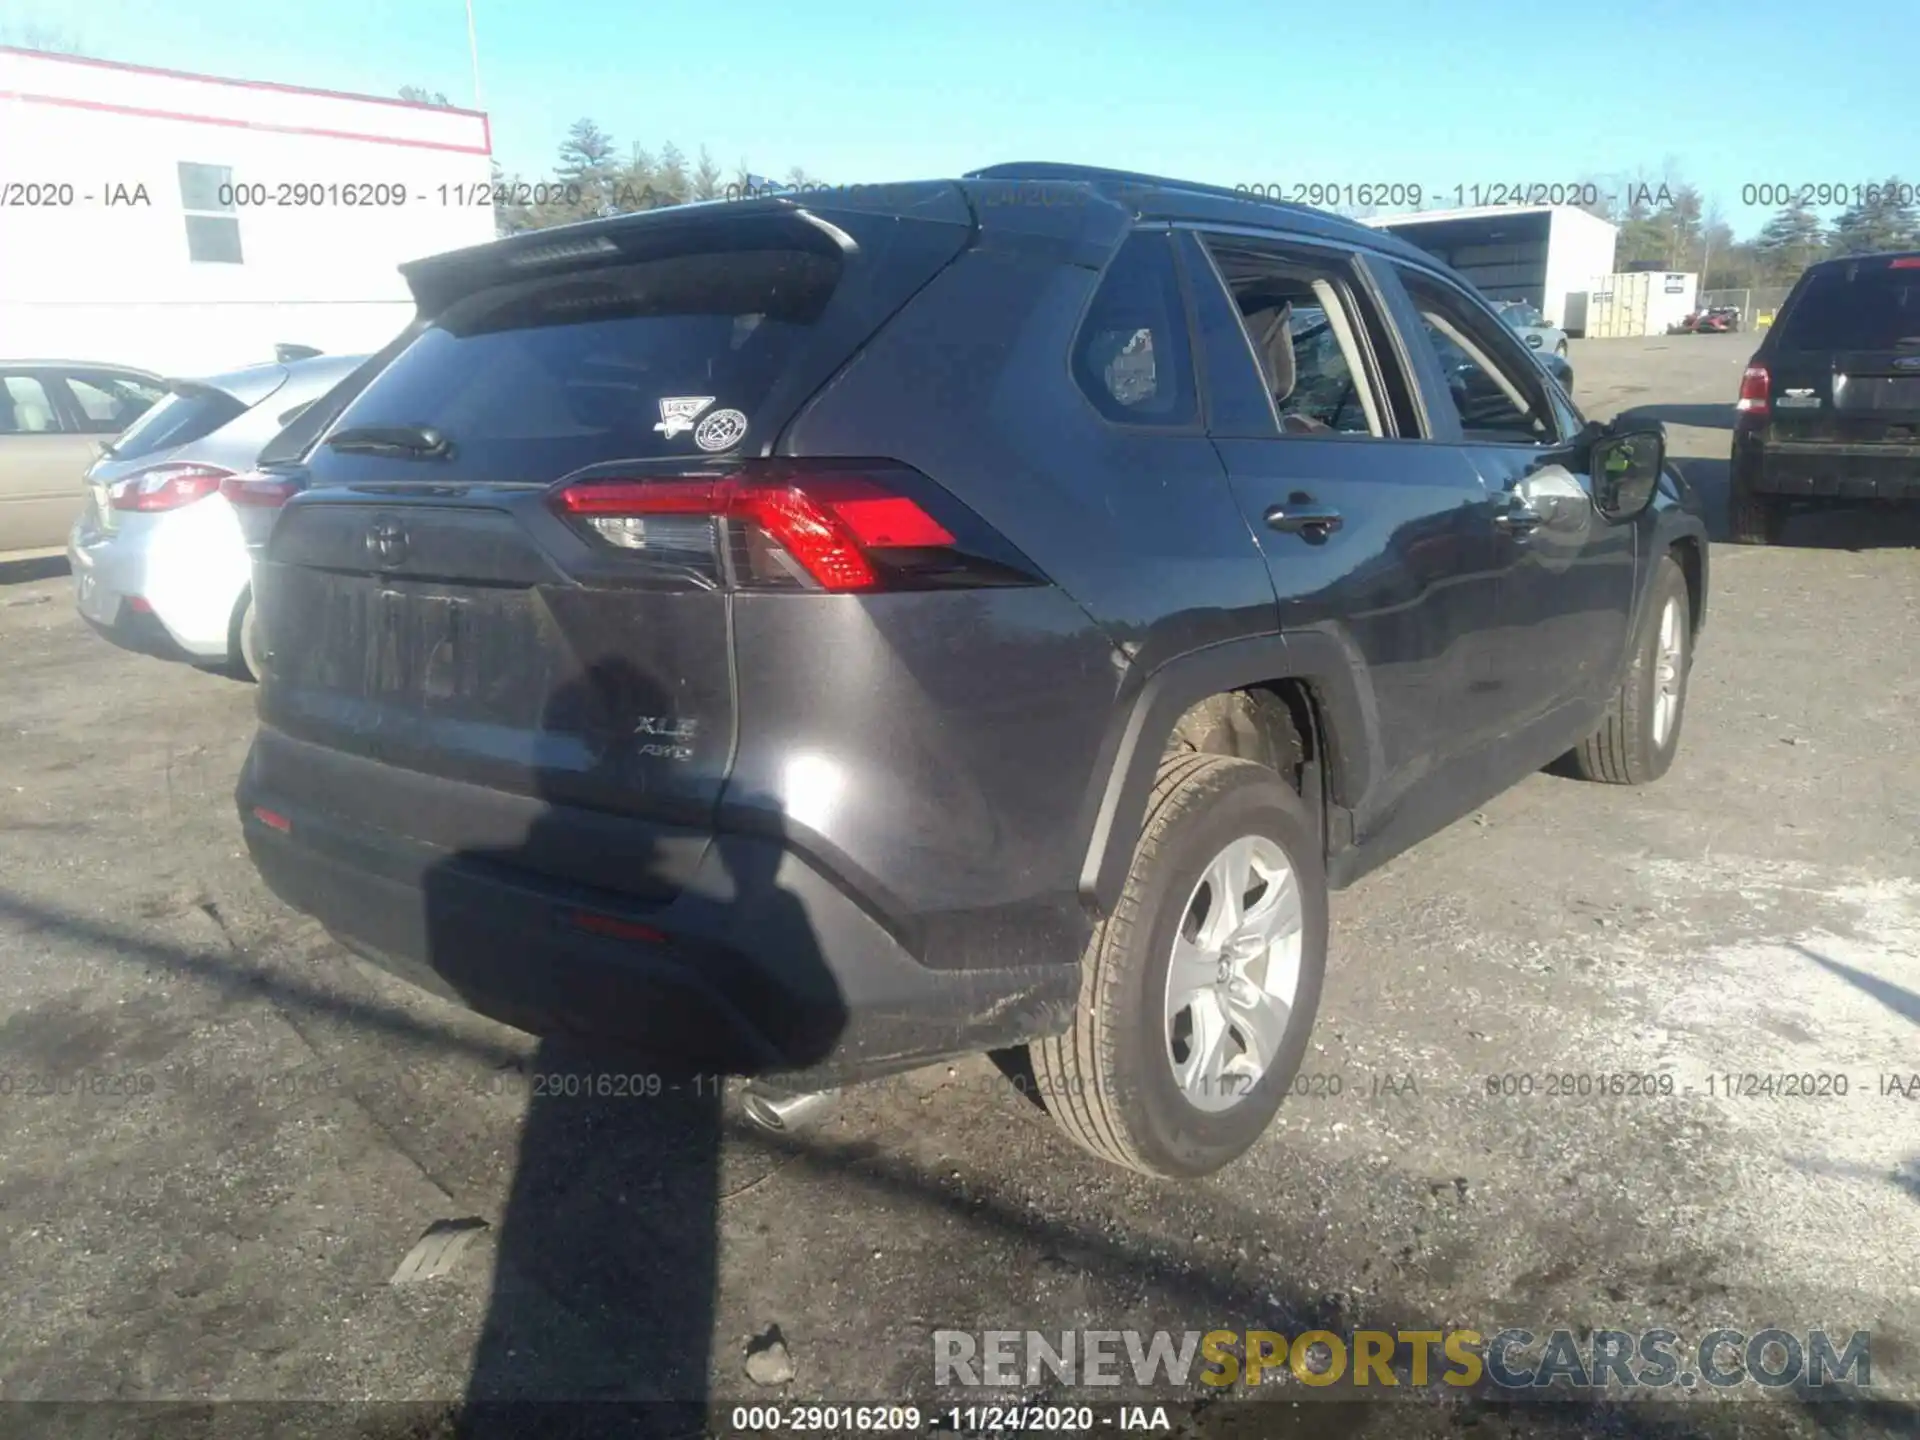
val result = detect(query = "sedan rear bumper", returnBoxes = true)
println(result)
[68,500,250,660]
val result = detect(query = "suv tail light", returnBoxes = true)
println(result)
[108,463,234,512]
[220,471,305,507]
[549,460,1040,592]
[1736,364,1771,418]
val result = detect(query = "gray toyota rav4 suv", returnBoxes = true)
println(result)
[236,165,1708,1177]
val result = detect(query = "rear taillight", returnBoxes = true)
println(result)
[1891,257,1920,269]
[1736,364,1771,417]
[549,460,1035,592]
[220,471,304,507]
[109,464,234,512]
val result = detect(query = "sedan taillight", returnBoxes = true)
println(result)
[109,464,234,512]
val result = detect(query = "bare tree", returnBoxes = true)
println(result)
[0,20,88,53]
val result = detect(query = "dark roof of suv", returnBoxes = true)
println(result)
[1798,248,1920,274]
[404,163,1443,313]
[965,162,1439,264]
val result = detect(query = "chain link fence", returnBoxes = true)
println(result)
[1699,286,1794,331]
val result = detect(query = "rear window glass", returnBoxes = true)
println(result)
[108,387,248,461]
[1775,264,1920,350]
[318,249,844,482]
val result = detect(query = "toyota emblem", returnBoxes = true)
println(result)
[366,515,409,566]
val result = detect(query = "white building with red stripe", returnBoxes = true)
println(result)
[0,46,495,377]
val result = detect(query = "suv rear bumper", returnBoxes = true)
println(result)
[236,735,1078,1087]
[1734,433,1920,500]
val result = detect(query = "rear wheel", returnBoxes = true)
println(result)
[1568,555,1691,785]
[1030,753,1328,1178]
[1728,477,1787,545]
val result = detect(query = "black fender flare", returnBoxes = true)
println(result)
[1075,631,1382,916]
[1651,500,1710,635]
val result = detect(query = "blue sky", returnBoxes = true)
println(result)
[11,0,1914,238]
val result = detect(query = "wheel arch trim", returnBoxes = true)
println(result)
[1076,632,1379,916]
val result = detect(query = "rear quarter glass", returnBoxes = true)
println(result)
[307,209,971,488]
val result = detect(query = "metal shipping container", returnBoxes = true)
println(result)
[1577,271,1699,338]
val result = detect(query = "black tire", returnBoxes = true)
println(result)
[1030,753,1329,1178]
[1568,554,1692,785]
[232,588,264,683]
[1728,477,1787,545]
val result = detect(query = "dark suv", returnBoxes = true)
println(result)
[1730,250,1920,543]
[235,164,1708,1178]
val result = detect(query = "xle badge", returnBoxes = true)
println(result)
[654,396,715,438]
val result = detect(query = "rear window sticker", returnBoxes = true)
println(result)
[654,396,715,437]
[694,408,749,452]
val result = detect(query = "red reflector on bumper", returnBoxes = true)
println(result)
[566,910,666,944]
[251,806,292,832]
[127,596,154,614]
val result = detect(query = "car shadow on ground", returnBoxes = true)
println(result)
[413,664,849,1433]
[0,555,68,587]
[2,886,1916,1436]
[1618,403,1738,432]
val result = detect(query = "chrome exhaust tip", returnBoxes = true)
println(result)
[741,1084,838,1133]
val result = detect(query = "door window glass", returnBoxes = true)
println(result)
[0,376,62,435]
[1201,240,1388,437]
[1397,269,1558,444]
[64,373,165,433]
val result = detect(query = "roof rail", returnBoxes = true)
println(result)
[965,162,1256,206]
[960,161,1351,222]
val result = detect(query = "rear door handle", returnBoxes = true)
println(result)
[1264,501,1344,538]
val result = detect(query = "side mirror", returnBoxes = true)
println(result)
[1591,427,1664,521]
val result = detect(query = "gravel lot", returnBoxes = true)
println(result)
[1,332,1917,1438]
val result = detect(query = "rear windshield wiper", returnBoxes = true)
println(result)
[325,424,452,459]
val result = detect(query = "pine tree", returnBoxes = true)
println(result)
[1754,204,1829,283]
[489,160,533,237]
[654,143,690,206]
[691,147,724,203]
[1829,176,1918,256]
[556,119,619,217]
[614,145,657,212]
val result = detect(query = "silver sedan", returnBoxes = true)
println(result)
[68,354,364,680]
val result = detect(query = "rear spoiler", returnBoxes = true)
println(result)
[397,184,976,316]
